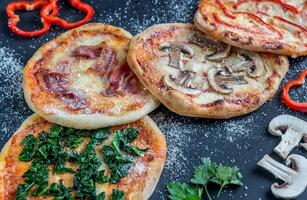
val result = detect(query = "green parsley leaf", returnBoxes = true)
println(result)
[191,158,216,185]
[167,182,203,200]
[211,165,243,197]
[190,158,217,200]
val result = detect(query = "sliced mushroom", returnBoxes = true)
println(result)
[224,61,249,74]
[241,52,266,78]
[163,71,202,95]
[269,115,307,159]
[258,154,307,199]
[159,42,194,70]
[189,32,231,62]
[207,68,247,94]
[206,45,232,62]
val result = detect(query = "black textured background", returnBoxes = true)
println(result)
[0,0,306,199]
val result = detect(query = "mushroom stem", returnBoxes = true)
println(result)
[274,127,303,159]
[258,155,294,184]
[269,115,307,159]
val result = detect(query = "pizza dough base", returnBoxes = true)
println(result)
[128,23,289,119]
[23,23,160,129]
[0,114,166,200]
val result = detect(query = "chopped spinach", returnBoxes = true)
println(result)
[112,128,148,156]
[15,183,34,200]
[96,192,106,200]
[110,189,125,200]
[18,135,39,161]
[16,124,145,199]
[74,138,104,199]
[64,134,84,149]
[102,145,133,183]
[22,159,49,196]
[48,180,73,200]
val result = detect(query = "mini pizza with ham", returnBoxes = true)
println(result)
[23,23,159,129]
[194,0,307,57]
[128,23,289,119]
[0,114,166,200]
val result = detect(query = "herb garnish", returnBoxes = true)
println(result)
[16,124,146,199]
[110,189,125,200]
[111,128,148,156]
[101,128,148,184]
[167,158,243,200]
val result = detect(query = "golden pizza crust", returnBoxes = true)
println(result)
[194,0,307,57]
[23,23,160,129]
[127,23,289,119]
[0,114,166,200]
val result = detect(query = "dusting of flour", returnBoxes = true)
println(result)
[0,46,31,141]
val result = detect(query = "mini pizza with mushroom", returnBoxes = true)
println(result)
[194,0,307,57]
[23,23,160,129]
[0,114,166,200]
[128,23,289,119]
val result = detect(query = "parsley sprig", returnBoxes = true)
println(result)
[167,158,243,200]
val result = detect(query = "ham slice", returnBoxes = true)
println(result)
[37,69,87,110]
[73,45,139,96]
[42,71,68,94]
[72,45,102,58]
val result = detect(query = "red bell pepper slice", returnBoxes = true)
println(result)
[6,0,58,37]
[282,70,307,113]
[40,0,94,29]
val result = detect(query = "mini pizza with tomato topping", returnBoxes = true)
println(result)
[128,23,289,119]
[194,0,307,57]
[0,114,166,200]
[23,23,159,129]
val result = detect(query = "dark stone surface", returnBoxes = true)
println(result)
[0,0,306,199]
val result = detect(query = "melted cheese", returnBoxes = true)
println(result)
[193,93,223,105]
[197,0,307,56]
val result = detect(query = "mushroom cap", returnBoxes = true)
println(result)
[207,68,233,94]
[268,115,307,137]
[164,74,201,95]
[207,68,247,94]
[244,53,266,78]
[206,45,231,62]
[271,154,307,199]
